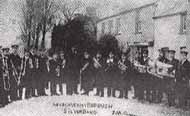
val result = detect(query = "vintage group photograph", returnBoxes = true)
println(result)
[1,0,190,116]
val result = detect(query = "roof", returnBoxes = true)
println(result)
[97,2,157,23]
[153,0,187,19]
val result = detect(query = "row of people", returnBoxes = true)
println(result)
[0,45,133,107]
[0,44,190,110]
[134,47,190,109]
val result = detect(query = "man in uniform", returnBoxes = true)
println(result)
[0,47,9,107]
[9,44,21,101]
[105,51,118,97]
[93,51,105,97]
[117,52,132,99]
[154,47,169,103]
[80,50,94,95]
[37,49,48,96]
[165,49,179,106]
[66,47,80,95]
[21,49,34,99]
[176,48,190,108]
[136,50,152,101]
[49,52,60,95]
[29,48,38,97]
[58,51,67,95]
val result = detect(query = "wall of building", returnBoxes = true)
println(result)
[97,4,156,58]
[153,15,187,59]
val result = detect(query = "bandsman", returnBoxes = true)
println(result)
[0,47,9,107]
[66,47,80,95]
[80,50,94,95]
[20,49,34,99]
[9,44,22,100]
[49,52,60,95]
[164,49,179,106]
[93,51,105,97]
[117,52,132,99]
[37,49,48,96]
[58,51,67,95]
[105,51,118,97]
[29,48,38,97]
[176,48,190,108]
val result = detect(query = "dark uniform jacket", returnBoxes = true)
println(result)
[21,57,33,83]
[176,60,190,85]
[58,58,67,83]
[80,57,94,90]
[66,53,80,83]
[93,57,106,87]
[105,57,118,87]
[9,54,21,85]
[38,56,48,80]
[49,59,59,79]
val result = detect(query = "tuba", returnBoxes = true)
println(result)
[2,56,10,91]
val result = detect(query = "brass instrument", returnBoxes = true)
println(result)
[81,62,89,73]
[93,57,102,69]
[61,59,66,69]
[105,58,114,71]
[118,60,128,71]
[133,61,147,73]
[10,59,20,85]
[36,58,39,69]
[2,56,10,91]
[29,58,33,69]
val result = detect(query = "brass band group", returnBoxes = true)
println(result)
[0,44,190,110]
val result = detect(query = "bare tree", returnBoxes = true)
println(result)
[40,0,58,49]
[20,0,58,49]
[20,0,36,48]
[57,0,83,23]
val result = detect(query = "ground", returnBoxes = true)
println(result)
[0,89,190,116]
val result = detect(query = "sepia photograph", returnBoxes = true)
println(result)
[1,0,190,116]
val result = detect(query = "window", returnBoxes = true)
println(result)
[108,20,113,33]
[135,10,142,34]
[136,21,142,33]
[180,14,187,34]
[101,22,105,34]
[116,18,121,34]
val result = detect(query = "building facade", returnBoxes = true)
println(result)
[153,0,189,59]
[96,2,157,61]
[96,0,190,60]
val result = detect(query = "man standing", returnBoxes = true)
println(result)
[105,51,118,97]
[176,48,190,108]
[80,50,94,95]
[37,49,48,96]
[9,44,21,100]
[66,47,80,95]
[165,49,179,106]
[93,51,105,97]
[58,51,67,95]
[21,49,33,99]
[0,47,9,107]
[29,48,38,97]
[49,52,60,95]
[118,52,132,99]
